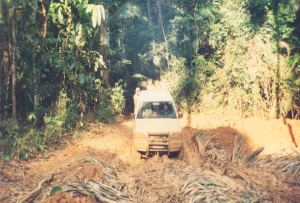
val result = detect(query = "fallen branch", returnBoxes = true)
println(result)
[17,173,54,203]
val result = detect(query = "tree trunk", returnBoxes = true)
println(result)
[35,0,47,109]
[271,4,280,119]
[0,3,2,102]
[11,7,16,116]
[7,0,11,64]
[188,27,192,68]
[32,0,38,110]
[147,0,156,53]
[157,0,164,78]
[5,0,11,116]
[122,22,126,58]
[272,48,280,119]
[100,7,110,86]
[41,0,47,39]
[158,32,163,78]
[147,0,152,27]
[156,0,169,76]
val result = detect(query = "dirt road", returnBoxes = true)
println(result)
[1,116,300,202]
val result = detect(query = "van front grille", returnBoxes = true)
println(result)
[149,135,168,142]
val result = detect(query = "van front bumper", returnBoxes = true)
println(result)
[133,133,182,155]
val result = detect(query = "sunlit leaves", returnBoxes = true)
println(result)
[127,4,141,18]
[92,6,97,27]
[49,3,62,23]
[108,2,141,22]
[65,0,69,7]
[80,4,105,27]
[94,55,106,72]
[49,1,105,28]
[97,6,101,27]
[100,5,105,22]
[75,23,82,34]
[28,113,36,121]
[58,7,63,23]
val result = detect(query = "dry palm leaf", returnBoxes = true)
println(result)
[66,176,130,203]
[230,135,264,165]
[193,130,222,164]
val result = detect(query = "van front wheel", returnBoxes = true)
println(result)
[132,142,141,160]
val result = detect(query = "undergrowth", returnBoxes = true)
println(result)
[0,86,125,161]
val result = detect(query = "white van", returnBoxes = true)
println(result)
[132,91,183,158]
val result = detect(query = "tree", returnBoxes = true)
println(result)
[100,7,110,85]
[11,6,16,116]
[244,0,300,118]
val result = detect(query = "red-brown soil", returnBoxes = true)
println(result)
[0,114,299,202]
[183,113,300,155]
[43,191,94,203]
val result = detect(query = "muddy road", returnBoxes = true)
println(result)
[1,117,300,202]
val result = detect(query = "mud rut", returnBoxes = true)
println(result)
[0,120,300,203]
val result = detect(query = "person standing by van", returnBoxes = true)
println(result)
[160,75,169,91]
[154,80,160,91]
[147,78,154,91]
[133,87,140,106]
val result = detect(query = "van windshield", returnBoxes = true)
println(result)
[137,101,177,119]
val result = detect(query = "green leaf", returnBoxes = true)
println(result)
[79,73,85,84]
[47,124,54,129]
[95,79,101,84]
[82,90,88,97]
[23,153,28,160]
[69,63,76,70]
[75,36,81,44]
[28,113,36,120]
[3,155,10,160]
[75,23,82,35]
[39,145,45,151]
[50,186,62,196]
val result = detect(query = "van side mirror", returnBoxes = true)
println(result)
[178,113,183,118]
[130,113,135,119]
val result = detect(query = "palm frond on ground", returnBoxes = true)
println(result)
[193,130,222,164]
[231,135,264,165]
[254,150,300,181]
[66,155,129,202]
[66,176,129,203]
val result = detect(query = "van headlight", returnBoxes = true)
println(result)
[134,133,147,139]
[170,133,182,140]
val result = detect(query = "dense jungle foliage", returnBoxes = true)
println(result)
[0,0,300,159]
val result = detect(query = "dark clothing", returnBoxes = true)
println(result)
[158,109,172,116]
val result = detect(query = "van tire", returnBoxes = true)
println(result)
[132,142,141,160]
[176,145,184,160]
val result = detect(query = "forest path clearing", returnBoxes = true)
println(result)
[1,116,300,202]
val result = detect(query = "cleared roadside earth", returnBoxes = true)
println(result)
[0,118,300,202]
